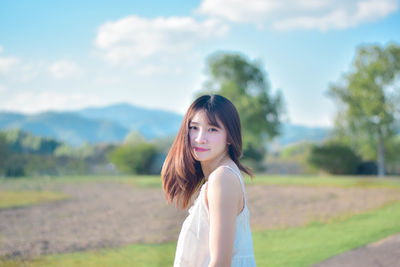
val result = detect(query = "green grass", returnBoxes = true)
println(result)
[0,175,161,189]
[253,200,400,266]
[0,191,69,209]
[1,174,399,190]
[0,242,177,267]
[119,176,164,188]
[1,174,400,266]
[118,173,400,191]
[252,174,400,190]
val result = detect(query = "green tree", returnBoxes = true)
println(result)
[4,129,61,155]
[386,136,400,174]
[198,52,284,169]
[0,132,9,175]
[4,154,27,177]
[109,143,158,174]
[124,130,146,145]
[24,155,89,176]
[328,43,400,177]
[308,143,361,175]
[267,141,318,174]
[54,142,95,159]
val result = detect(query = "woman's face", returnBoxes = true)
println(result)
[189,110,229,163]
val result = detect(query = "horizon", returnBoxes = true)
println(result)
[1,0,399,127]
[0,101,332,129]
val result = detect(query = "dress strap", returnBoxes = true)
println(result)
[220,165,247,206]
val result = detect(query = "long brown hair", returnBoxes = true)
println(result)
[161,94,253,210]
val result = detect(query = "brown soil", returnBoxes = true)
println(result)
[0,181,399,260]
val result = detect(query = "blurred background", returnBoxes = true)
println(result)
[1,1,400,266]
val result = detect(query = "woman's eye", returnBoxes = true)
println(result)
[209,128,217,132]
[189,126,197,130]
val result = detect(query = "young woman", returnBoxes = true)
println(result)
[161,94,257,266]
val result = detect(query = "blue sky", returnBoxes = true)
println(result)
[1,0,399,127]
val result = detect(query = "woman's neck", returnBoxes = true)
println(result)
[201,153,233,181]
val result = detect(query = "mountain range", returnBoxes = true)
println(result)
[0,103,331,147]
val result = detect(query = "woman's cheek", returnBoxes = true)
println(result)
[215,132,226,143]
[189,132,195,142]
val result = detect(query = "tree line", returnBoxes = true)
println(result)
[0,129,172,177]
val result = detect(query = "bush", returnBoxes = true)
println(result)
[356,161,378,175]
[242,143,266,171]
[0,133,9,175]
[109,143,159,174]
[24,155,90,176]
[308,143,361,174]
[4,154,27,177]
[265,142,318,175]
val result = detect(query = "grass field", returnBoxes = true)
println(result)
[0,191,69,209]
[0,174,399,266]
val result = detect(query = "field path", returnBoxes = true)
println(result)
[0,180,399,260]
[313,232,400,267]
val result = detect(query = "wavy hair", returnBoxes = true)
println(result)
[161,94,253,210]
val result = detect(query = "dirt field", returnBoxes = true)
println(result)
[0,180,399,260]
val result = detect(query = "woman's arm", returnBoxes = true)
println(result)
[207,168,242,267]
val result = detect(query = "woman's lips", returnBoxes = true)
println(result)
[194,146,209,152]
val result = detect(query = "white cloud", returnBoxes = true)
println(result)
[2,91,101,113]
[196,0,398,31]
[94,15,229,64]
[0,60,42,82]
[274,9,351,31]
[0,55,20,74]
[49,60,84,79]
[0,45,20,74]
[197,0,282,24]
[0,46,42,82]
[355,0,397,22]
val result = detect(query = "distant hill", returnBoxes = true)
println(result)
[277,123,332,146]
[0,111,128,146]
[0,103,331,147]
[74,103,183,139]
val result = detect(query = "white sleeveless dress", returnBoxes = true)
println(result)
[174,165,257,267]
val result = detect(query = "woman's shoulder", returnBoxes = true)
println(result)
[206,165,243,213]
[208,165,242,193]
[210,164,241,180]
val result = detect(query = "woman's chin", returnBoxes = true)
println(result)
[195,156,210,162]
[194,154,212,162]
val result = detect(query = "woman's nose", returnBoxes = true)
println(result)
[195,129,207,144]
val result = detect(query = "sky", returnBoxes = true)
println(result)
[0,0,399,127]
